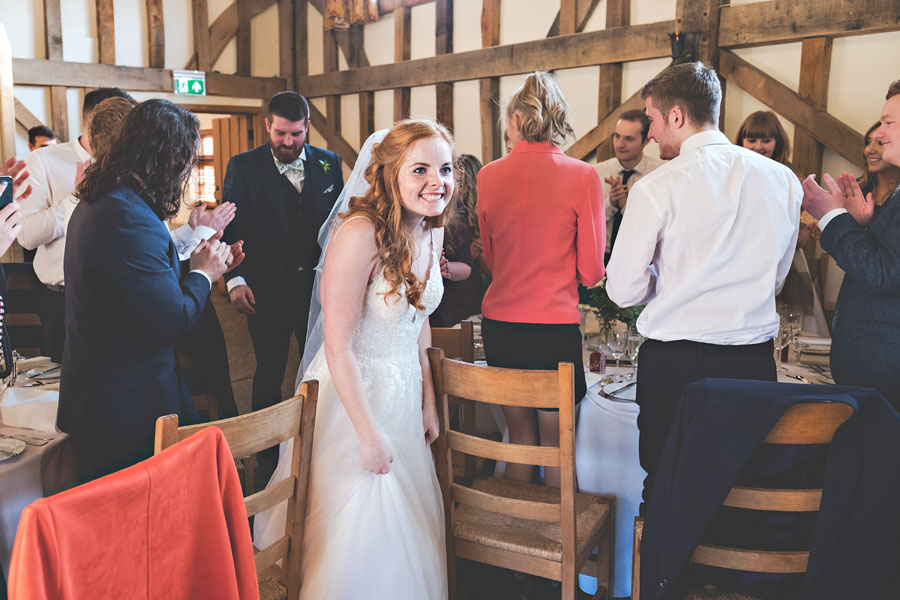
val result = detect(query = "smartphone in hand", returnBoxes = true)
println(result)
[0,176,12,210]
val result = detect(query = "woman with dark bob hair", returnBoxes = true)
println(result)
[735,110,792,167]
[59,99,241,481]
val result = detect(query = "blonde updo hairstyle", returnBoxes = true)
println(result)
[343,119,456,310]
[505,71,575,148]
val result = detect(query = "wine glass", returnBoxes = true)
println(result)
[773,320,791,371]
[607,330,627,382]
[627,331,644,381]
[786,309,803,357]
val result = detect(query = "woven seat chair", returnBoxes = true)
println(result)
[631,401,853,600]
[428,348,614,600]
[154,382,318,600]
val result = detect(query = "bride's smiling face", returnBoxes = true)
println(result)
[396,136,454,225]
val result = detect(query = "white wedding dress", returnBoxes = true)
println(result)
[254,231,447,600]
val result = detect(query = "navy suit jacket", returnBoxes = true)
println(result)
[641,378,900,600]
[221,143,343,290]
[821,190,900,406]
[59,183,208,472]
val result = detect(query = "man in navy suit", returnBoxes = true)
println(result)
[802,79,900,408]
[223,92,344,422]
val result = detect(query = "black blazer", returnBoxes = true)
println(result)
[641,378,900,600]
[59,183,208,472]
[221,143,343,288]
[821,190,900,406]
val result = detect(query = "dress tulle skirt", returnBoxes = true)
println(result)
[253,349,448,600]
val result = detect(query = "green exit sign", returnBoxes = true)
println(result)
[174,70,206,96]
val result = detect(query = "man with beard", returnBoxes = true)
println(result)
[223,92,343,469]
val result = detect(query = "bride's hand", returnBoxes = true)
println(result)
[423,404,440,445]
[360,431,394,474]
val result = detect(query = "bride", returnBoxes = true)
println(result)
[254,120,454,599]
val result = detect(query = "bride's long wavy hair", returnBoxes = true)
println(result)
[343,119,456,309]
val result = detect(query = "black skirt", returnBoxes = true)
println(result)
[481,317,586,410]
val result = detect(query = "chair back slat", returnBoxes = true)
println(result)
[688,400,853,578]
[157,395,305,458]
[451,482,560,522]
[448,430,560,467]
[441,358,567,409]
[691,545,809,573]
[763,402,853,444]
[245,477,296,518]
[723,487,821,512]
[255,536,291,572]
[431,320,475,363]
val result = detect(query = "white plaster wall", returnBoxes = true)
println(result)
[6,0,900,183]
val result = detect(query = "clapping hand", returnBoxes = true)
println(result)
[802,173,874,226]
[0,157,32,201]
[604,175,628,210]
[189,201,237,233]
[0,201,21,256]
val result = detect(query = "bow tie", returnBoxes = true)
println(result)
[277,157,304,175]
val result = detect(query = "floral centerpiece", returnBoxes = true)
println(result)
[585,277,644,330]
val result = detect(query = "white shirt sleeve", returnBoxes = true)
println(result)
[170,223,217,261]
[606,182,665,307]
[818,208,849,231]
[16,154,67,250]
[226,276,248,292]
[188,269,213,288]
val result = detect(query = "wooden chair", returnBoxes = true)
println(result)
[428,348,614,600]
[154,382,318,600]
[431,320,475,363]
[631,401,853,600]
[431,321,479,479]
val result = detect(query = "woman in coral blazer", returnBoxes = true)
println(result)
[477,71,606,488]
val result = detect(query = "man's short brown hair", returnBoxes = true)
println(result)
[641,62,721,127]
[887,80,900,100]
[618,108,651,141]
[87,96,137,158]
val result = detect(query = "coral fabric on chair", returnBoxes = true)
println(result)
[7,427,258,600]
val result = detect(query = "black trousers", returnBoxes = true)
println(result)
[178,297,238,419]
[39,287,65,363]
[246,270,315,483]
[636,338,776,510]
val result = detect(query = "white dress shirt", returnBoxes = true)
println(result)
[18,138,91,286]
[596,154,665,253]
[227,147,307,293]
[606,130,801,345]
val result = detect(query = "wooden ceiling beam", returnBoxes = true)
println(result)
[96,0,116,64]
[719,50,863,170]
[147,0,165,68]
[11,58,285,99]
[297,20,673,98]
[719,0,900,48]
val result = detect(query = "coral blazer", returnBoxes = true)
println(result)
[8,427,258,600]
[478,141,606,324]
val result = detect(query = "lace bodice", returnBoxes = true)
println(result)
[353,233,443,366]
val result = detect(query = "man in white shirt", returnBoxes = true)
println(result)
[595,109,664,258]
[607,62,801,507]
[17,87,134,362]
